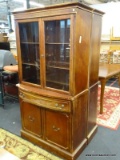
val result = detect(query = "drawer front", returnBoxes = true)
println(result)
[19,90,71,113]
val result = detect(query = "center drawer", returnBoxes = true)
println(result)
[19,89,71,113]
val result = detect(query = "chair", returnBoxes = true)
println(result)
[99,50,113,64]
[1,65,18,108]
[113,51,120,64]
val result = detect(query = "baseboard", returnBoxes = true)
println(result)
[87,125,98,144]
[21,129,87,160]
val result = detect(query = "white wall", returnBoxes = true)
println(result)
[91,2,120,40]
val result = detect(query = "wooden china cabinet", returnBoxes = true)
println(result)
[13,2,103,160]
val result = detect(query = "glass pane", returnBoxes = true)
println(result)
[19,22,39,42]
[45,19,70,43]
[19,22,40,85]
[46,68,69,91]
[20,43,39,63]
[22,64,40,84]
[45,19,70,91]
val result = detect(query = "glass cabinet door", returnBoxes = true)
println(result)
[45,19,70,91]
[19,22,40,85]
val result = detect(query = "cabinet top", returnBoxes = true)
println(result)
[13,2,104,19]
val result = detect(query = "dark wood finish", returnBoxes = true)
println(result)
[44,110,71,150]
[20,101,42,137]
[87,13,102,142]
[13,2,103,160]
[99,63,120,114]
[87,83,98,143]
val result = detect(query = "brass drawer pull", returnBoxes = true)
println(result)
[52,125,60,131]
[19,92,24,98]
[28,116,35,122]
[55,103,59,107]
[55,104,64,108]
[19,92,22,96]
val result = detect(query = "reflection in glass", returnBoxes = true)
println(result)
[45,19,70,91]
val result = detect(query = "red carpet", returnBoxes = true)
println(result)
[97,86,120,130]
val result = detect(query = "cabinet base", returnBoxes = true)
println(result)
[87,125,98,144]
[21,129,87,160]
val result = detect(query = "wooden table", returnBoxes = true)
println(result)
[99,63,120,114]
[0,148,20,160]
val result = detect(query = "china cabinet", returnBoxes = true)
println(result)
[13,2,103,160]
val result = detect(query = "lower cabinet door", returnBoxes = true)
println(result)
[44,109,71,150]
[21,101,42,137]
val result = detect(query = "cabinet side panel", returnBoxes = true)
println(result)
[87,83,98,141]
[74,9,92,95]
[73,92,88,149]
[89,14,102,86]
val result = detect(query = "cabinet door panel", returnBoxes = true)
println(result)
[44,19,70,91]
[44,110,71,150]
[19,22,40,85]
[20,101,42,137]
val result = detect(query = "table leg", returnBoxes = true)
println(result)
[100,79,106,114]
